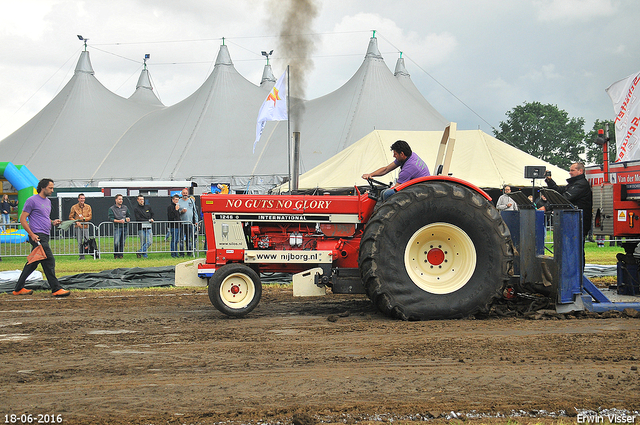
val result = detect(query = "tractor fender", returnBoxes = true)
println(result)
[395,176,492,202]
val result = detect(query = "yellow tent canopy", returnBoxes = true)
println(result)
[294,129,570,190]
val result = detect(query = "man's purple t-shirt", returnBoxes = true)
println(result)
[23,194,52,234]
[395,152,430,184]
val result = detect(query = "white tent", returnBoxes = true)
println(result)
[2,36,565,193]
[90,44,284,192]
[292,129,571,190]
[0,51,164,187]
[301,36,448,155]
[92,37,449,192]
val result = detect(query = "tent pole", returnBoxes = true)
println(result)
[287,65,291,193]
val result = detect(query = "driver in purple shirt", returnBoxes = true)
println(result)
[362,140,430,200]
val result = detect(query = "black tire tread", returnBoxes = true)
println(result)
[359,181,513,320]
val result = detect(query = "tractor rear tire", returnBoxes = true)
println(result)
[208,263,262,317]
[359,181,513,320]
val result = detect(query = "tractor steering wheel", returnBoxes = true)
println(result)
[366,178,391,201]
[367,177,390,189]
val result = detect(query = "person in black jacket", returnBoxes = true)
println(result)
[544,162,593,266]
[167,194,182,258]
[133,195,154,258]
[544,162,592,237]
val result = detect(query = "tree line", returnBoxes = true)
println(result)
[494,101,616,170]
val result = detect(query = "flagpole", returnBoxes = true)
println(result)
[287,65,291,193]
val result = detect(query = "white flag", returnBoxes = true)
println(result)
[606,71,640,162]
[254,70,287,153]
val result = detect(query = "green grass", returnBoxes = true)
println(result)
[0,253,192,276]
[542,229,624,265]
[1,234,205,253]
[0,231,627,276]
[585,242,623,265]
[1,231,206,276]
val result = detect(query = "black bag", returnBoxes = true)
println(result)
[82,238,98,256]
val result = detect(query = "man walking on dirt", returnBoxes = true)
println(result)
[13,178,70,297]
[362,140,430,200]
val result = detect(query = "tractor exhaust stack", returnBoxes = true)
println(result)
[292,131,301,192]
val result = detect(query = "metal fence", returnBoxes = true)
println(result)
[0,220,206,259]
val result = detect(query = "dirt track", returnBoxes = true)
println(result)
[1,286,639,425]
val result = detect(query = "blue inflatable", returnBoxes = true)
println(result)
[0,229,28,243]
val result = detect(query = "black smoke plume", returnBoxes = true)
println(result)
[268,0,319,131]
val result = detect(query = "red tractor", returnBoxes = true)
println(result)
[198,175,513,320]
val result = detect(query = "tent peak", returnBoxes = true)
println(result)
[261,64,276,87]
[365,36,382,60]
[215,44,233,66]
[129,67,163,106]
[74,51,94,75]
[394,57,410,77]
[136,68,152,90]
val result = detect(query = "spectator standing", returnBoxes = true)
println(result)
[108,194,130,258]
[1,194,10,232]
[167,194,181,258]
[69,193,92,260]
[496,186,518,211]
[544,162,592,237]
[544,162,593,267]
[12,179,70,297]
[178,188,197,256]
[133,195,154,258]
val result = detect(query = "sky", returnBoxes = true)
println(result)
[0,0,637,144]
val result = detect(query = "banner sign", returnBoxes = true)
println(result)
[607,71,640,162]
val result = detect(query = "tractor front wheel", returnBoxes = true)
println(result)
[208,263,262,317]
